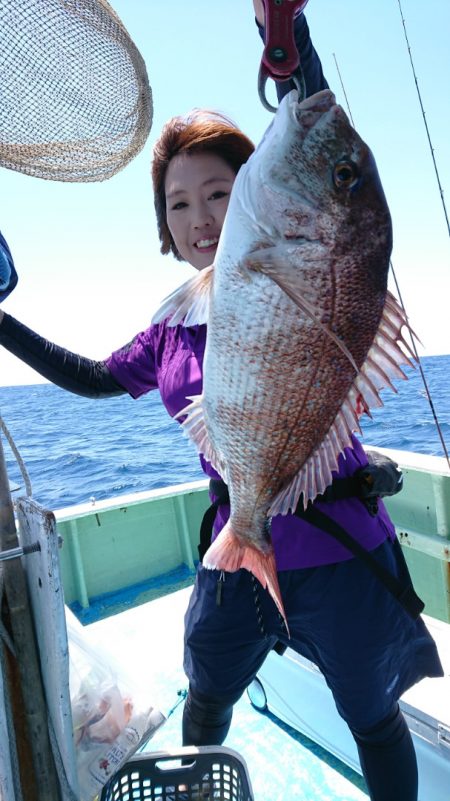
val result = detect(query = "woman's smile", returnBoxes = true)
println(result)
[165,152,236,270]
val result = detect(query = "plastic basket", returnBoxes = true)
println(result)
[100,746,254,801]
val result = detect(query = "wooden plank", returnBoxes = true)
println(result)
[16,496,79,800]
[0,436,60,801]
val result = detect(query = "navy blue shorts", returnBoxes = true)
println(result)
[184,538,443,731]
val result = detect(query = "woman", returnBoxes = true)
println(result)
[0,5,443,800]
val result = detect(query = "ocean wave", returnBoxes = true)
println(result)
[2,354,449,510]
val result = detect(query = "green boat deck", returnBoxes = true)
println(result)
[55,448,450,625]
[87,586,370,801]
[5,446,449,801]
[72,443,449,799]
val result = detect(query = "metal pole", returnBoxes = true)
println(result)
[0,433,61,801]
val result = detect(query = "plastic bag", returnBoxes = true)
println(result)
[67,609,166,801]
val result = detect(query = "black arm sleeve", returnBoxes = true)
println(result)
[0,313,126,399]
[258,12,329,102]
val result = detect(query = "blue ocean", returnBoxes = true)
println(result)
[1,354,449,511]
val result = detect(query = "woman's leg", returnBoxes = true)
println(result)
[281,541,442,801]
[182,566,279,745]
[350,704,418,801]
[182,685,241,746]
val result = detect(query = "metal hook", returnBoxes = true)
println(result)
[291,66,307,103]
[258,65,278,113]
[258,64,307,113]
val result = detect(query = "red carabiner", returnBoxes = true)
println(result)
[258,0,309,112]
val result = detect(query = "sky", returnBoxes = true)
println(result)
[0,0,449,387]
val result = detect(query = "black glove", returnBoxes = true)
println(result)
[355,450,403,516]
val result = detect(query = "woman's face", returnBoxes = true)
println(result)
[165,151,236,270]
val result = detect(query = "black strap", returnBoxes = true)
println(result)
[294,503,424,620]
[199,477,424,620]
[198,480,229,561]
[198,503,221,560]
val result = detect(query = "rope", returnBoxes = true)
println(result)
[0,416,32,497]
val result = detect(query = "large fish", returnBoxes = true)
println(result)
[153,89,413,627]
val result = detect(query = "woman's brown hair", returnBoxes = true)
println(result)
[152,110,255,260]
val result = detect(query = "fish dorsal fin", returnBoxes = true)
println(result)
[151,264,214,326]
[247,245,358,372]
[269,291,415,515]
[175,394,227,480]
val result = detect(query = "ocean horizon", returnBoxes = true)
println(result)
[1,353,449,511]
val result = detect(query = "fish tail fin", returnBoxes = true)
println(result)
[203,525,289,636]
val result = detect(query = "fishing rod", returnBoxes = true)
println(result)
[332,51,450,468]
[396,0,450,240]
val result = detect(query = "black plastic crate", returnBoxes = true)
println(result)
[100,746,254,801]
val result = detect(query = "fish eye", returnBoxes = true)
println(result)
[333,160,360,189]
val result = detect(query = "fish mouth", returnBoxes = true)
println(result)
[296,88,337,113]
[287,87,348,138]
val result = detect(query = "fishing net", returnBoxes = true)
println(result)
[0,0,153,182]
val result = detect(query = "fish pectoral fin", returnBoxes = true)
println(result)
[270,438,341,517]
[203,526,289,635]
[175,395,226,478]
[270,292,416,514]
[247,246,358,372]
[151,264,214,326]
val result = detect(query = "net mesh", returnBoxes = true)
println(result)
[0,0,153,182]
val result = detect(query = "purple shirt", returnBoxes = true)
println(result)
[106,320,396,570]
